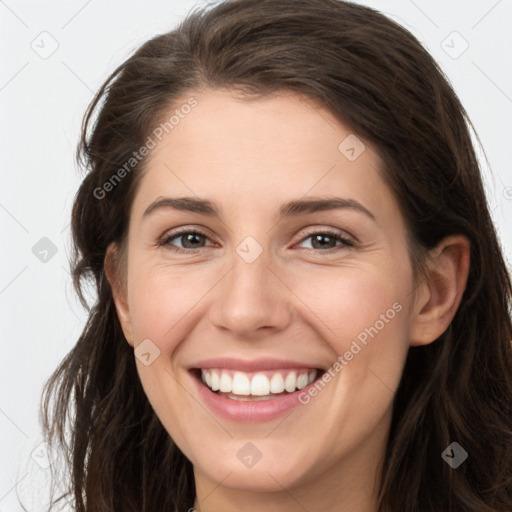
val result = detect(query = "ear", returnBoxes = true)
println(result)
[104,242,134,347]
[409,234,470,347]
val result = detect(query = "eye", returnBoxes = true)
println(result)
[158,228,214,253]
[295,230,355,252]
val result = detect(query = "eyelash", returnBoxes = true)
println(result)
[157,227,356,254]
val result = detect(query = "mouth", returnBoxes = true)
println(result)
[190,367,326,401]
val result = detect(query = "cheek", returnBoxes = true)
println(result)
[288,267,411,451]
[282,258,413,395]
[124,263,208,446]
[287,262,410,343]
[126,259,211,342]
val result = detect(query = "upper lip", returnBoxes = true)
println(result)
[189,357,324,372]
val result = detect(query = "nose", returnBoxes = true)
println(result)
[208,243,293,339]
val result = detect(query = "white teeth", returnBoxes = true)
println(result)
[296,373,308,390]
[270,373,285,393]
[232,372,251,395]
[284,371,297,393]
[200,368,319,397]
[219,371,232,392]
[211,370,220,391]
[251,373,270,396]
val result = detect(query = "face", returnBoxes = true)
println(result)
[111,89,419,505]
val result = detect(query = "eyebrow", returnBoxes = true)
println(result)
[143,196,376,221]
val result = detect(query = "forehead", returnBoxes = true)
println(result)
[131,88,398,223]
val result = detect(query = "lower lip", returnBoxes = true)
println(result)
[191,371,321,423]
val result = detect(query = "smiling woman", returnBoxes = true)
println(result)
[40,0,512,511]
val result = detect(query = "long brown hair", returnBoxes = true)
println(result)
[40,0,512,510]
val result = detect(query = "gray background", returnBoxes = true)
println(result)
[1,0,511,509]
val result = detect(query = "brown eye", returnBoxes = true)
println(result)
[297,230,355,251]
[159,229,214,252]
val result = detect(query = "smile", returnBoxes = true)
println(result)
[200,368,318,400]
[188,359,327,422]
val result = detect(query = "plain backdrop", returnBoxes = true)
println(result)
[1,0,511,509]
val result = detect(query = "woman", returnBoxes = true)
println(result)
[41,0,512,510]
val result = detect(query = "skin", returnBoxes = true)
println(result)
[106,89,470,512]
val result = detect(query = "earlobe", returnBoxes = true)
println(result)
[104,243,134,347]
[409,235,470,347]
